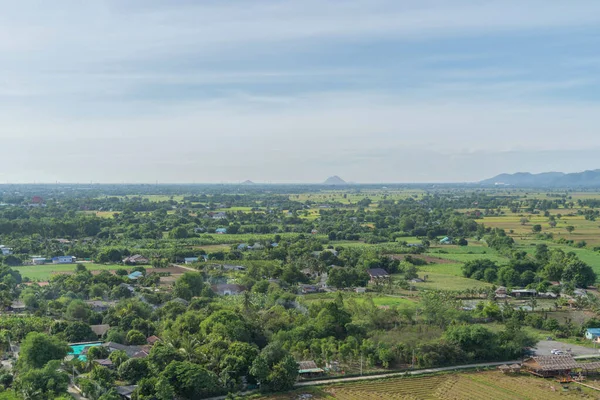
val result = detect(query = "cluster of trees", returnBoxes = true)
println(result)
[462,244,596,288]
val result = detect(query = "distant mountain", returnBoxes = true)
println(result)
[323,176,346,185]
[240,180,255,185]
[480,170,600,187]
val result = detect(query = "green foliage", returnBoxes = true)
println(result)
[15,360,70,400]
[18,332,70,370]
[162,361,220,399]
[118,358,150,384]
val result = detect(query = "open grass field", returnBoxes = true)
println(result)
[407,271,492,291]
[252,371,598,399]
[14,263,128,280]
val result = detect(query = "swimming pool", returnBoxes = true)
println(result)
[68,342,102,361]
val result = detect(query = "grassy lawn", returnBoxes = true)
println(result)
[406,271,492,291]
[15,263,129,280]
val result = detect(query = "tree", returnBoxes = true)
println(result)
[14,360,70,400]
[250,344,298,393]
[566,225,575,233]
[108,350,128,368]
[531,224,542,233]
[66,300,91,321]
[562,260,596,288]
[118,358,150,383]
[126,330,147,345]
[18,332,70,370]
[87,345,110,361]
[148,343,185,370]
[161,361,220,399]
[64,321,96,342]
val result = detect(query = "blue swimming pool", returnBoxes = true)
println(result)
[68,342,102,361]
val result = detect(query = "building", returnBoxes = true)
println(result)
[116,385,137,400]
[184,257,199,264]
[215,228,227,234]
[31,257,46,265]
[211,284,245,295]
[299,284,319,294]
[223,264,245,271]
[85,300,117,312]
[585,328,600,340]
[439,237,452,244]
[212,212,227,220]
[122,255,149,264]
[90,324,111,338]
[367,268,390,282]
[512,289,537,298]
[298,360,324,378]
[355,287,366,294]
[0,246,12,256]
[522,355,578,377]
[52,256,75,264]
[127,271,144,280]
[523,354,600,378]
[146,335,161,345]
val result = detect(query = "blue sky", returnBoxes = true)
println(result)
[2,0,600,183]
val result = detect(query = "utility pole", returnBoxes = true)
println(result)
[360,353,363,376]
[412,349,415,369]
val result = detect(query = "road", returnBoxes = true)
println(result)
[295,360,519,386]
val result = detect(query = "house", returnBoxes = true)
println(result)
[52,256,75,264]
[237,244,248,251]
[211,284,245,295]
[86,300,117,312]
[146,335,161,345]
[122,255,149,264]
[212,212,227,220]
[311,229,318,235]
[495,286,508,298]
[223,264,245,271]
[31,257,46,265]
[127,271,144,280]
[171,297,190,306]
[9,300,26,312]
[522,355,579,377]
[585,328,600,340]
[271,242,279,247]
[299,284,319,294]
[116,385,137,400]
[297,361,324,378]
[90,324,111,338]
[523,355,578,377]
[355,287,366,294]
[184,257,199,264]
[104,342,149,358]
[95,359,114,368]
[0,246,12,256]
[248,243,264,250]
[367,268,390,282]
[511,289,537,298]
[439,237,452,245]
[119,283,135,293]
[215,228,227,234]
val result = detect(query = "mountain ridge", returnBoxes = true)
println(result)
[481,169,600,187]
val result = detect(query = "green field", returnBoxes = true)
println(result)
[14,263,129,280]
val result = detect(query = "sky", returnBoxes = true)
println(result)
[2,0,600,184]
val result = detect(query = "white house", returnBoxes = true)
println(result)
[184,257,199,264]
[32,257,46,265]
[0,246,12,256]
[52,256,75,264]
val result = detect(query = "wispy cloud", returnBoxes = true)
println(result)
[0,0,599,182]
